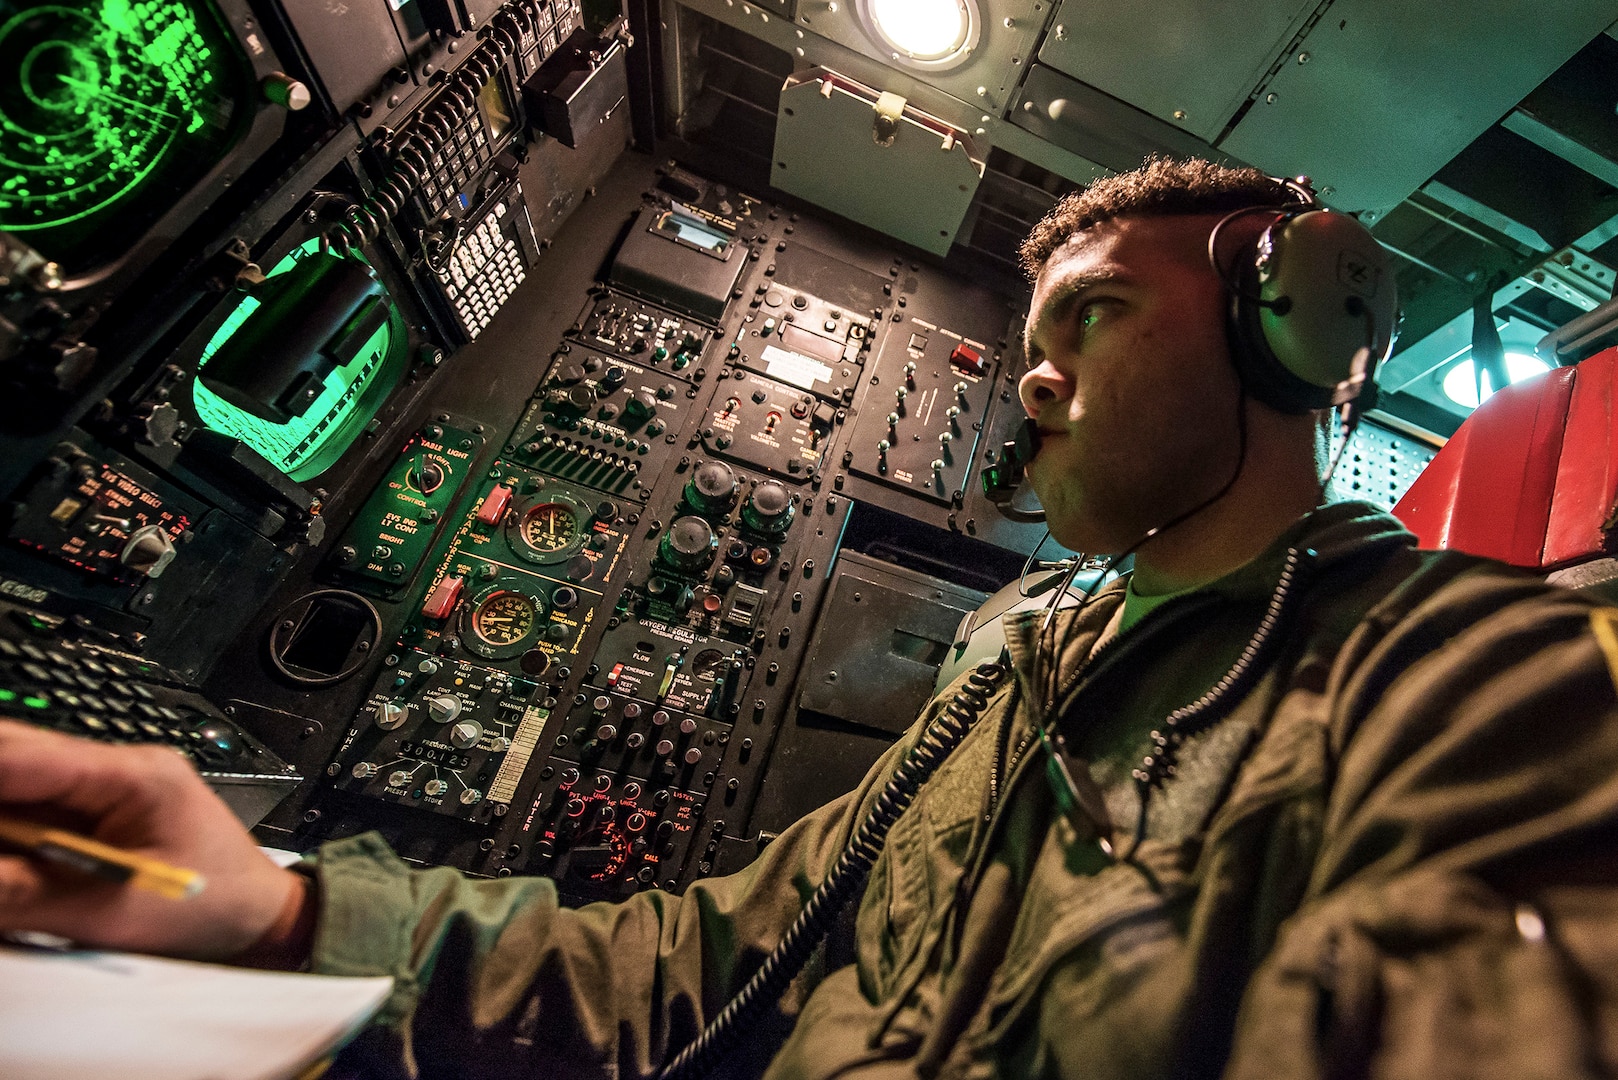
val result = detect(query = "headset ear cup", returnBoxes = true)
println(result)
[1214,199,1398,415]
[1256,210,1397,409]
[1225,232,1333,414]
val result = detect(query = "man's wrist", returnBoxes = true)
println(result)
[233,868,318,971]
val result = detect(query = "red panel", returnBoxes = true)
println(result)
[1393,367,1575,566]
[1544,347,1618,567]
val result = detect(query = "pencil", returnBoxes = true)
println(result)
[0,814,206,899]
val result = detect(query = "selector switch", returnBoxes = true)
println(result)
[120,525,178,579]
[449,721,483,749]
[426,693,463,723]
[373,701,408,730]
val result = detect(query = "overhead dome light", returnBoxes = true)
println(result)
[1441,351,1551,410]
[859,0,980,70]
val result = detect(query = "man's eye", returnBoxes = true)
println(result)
[1079,302,1105,332]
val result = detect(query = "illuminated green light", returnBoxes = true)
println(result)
[194,239,407,483]
[0,688,17,702]
[23,695,50,709]
[0,0,244,268]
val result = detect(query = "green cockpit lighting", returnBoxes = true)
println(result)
[194,239,408,483]
[0,0,245,271]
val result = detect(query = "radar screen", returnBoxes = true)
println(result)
[0,0,251,274]
[192,239,409,482]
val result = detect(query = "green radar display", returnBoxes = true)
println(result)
[194,240,409,483]
[0,0,248,272]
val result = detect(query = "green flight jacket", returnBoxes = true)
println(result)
[308,502,1618,1079]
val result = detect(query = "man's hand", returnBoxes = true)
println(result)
[0,720,309,964]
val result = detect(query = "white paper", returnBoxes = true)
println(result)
[0,945,393,1080]
[761,344,833,391]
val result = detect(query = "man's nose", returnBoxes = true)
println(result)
[1018,363,1065,419]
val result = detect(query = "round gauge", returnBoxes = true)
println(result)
[508,493,591,565]
[462,588,543,660]
[522,502,579,551]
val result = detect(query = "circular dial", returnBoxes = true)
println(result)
[685,460,738,514]
[658,515,718,574]
[741,480,794,534]
[472,591,536,646]
[462,588,544,660]
[520,502,580,552]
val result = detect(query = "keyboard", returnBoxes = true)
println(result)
[0,602,302,827]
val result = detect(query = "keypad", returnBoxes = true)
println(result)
[0,627,295,779]
[435,194,531,340]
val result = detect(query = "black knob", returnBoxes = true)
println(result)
[601,365,627,390]
[685,461,738,513]
[658,516,718,574]
[741,480,794,534]
[623,390,658,423]
[411,459,446,495]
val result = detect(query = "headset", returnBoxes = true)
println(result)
[985,174,1399,516]
[1214,175,1398,415]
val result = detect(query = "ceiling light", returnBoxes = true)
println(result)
[1441,351,1551,410]
[859,0,979,69]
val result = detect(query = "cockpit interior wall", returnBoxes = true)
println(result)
[0,0,1614,899]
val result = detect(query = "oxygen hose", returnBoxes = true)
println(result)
[655,659,1010,1080]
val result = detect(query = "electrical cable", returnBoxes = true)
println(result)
[654,659,1011,1080]
[1126,544,1312,848]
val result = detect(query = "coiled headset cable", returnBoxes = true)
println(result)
[656,659,1010,1080]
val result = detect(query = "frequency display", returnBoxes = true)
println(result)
[0,0,248,272]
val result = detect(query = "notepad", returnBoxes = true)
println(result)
[0,944,392,1080]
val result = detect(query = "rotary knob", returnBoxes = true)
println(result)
[623,390,658,423]
[373,701,408,730]
[426,694,463,723]
[658,516,718,574]
[424,779,448,796]
[449,720,484,749]
[120,525,177,579]
[741,480,794,534]
[351,762,377,779]
[410,459,445,494]
[685,460,738,513]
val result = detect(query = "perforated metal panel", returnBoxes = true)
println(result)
[1336,419,1440,510]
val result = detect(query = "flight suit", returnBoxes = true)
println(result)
[309,502,1618,1080]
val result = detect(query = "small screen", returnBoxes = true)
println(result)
[478,74,513,143]
[192,239,406,482]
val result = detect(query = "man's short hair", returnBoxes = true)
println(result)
[1018,156,1294,281]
